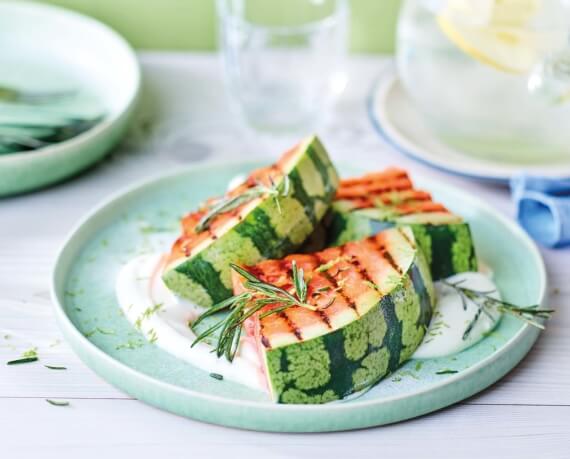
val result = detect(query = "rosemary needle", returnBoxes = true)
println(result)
[6,357,38,365]
[46,399,70,407]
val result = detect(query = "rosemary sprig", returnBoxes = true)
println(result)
[191,260,313,361]
[442,281,554,340]
[194,175,290,233]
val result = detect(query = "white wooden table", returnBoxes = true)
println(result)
[1,53,569,458]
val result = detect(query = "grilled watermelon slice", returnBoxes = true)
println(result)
[233,227,434,404]
[326,168,477,280]
[162,136,339,307]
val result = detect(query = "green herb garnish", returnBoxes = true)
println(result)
[191,261,314,362]
[7,357,38,365]
[46,399,70,407]
[44,365,67,370]
[209,372,224,381]
[96,327,115,335]
[195,176,290,233]
[442,280,554,340]
[436,369,458,375]
[134,303,164,329]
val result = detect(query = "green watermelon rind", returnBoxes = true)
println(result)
[326,209,478,280]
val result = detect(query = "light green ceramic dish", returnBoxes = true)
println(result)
[0,1,140,197]
[51,161,547,432]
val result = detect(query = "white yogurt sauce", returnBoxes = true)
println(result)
[412,272,501,359]
[116,255,501,388]
[116,254,265,390]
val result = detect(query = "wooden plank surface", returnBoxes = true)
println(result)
[1,53,569,457]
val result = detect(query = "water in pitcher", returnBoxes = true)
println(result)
[397,0,570,164]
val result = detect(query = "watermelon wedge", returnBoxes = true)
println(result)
[162,136,339,307]
[233,226,434,404]
[326,168,478,279]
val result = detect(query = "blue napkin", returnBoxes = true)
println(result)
[510,175,570,248]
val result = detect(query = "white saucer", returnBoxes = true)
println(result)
[367,67,570,183]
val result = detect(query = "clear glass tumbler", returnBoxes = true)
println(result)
[217,0,349,134]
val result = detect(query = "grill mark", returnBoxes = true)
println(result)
[316,309,333,329]
[207,227,218,241]
[279,311,303,341]
[315,253,360,316]
[299,254,349,328]
[336,182,413,199]
[367,236,403,275]
[261,334,271,349]
[247,265,264,280]
[382,246,402,274]
[341,245,374,285]
[339,171,408,187]
[397,227,416,249]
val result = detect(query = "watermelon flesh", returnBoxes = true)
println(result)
[232,227,434,404]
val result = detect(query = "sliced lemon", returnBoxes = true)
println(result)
[437,17,540,73]
[437,0,543,74]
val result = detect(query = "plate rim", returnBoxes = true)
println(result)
[50,160,548,430]
[367,65,570,183]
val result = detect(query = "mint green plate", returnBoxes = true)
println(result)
[0,2,139,196]
[51,161,547,432]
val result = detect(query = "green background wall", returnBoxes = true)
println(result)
[6,0,401,53]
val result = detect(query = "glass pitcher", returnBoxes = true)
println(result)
[397,0,570,164]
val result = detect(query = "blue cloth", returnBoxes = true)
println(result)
[510,175,570,248]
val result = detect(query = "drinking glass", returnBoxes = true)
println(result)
[397,0,570,164]
[217,0,349,134]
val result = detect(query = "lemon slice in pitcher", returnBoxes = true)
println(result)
[437,0,542,74]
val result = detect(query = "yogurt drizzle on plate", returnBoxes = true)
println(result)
[116,255,501,390]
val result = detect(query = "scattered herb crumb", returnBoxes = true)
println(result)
[96,327,115,335]
[101,239,109,247]
[3,334,10,340]
[399,370,419,380]
[116,339,145,351]
[65,288,84,297]
[414,361,423,372]
[436,369,459,375]
[135,303,163,329]
[46,399,70,407]
[45,365,67,370]
[392,376,402,382]
[210,373,224,381]
[139,225,172,234]
[75,307,82,312]
[22,348,38,358]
